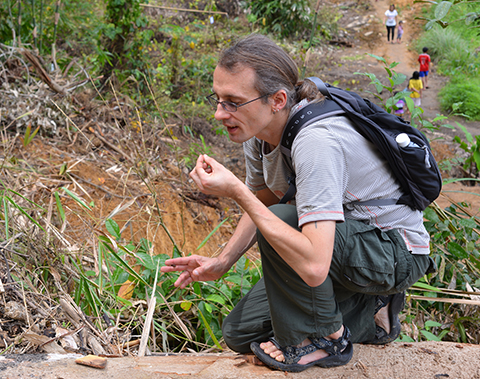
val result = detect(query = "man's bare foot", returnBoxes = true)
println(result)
[258,326,344,365]
[374,303,391,334]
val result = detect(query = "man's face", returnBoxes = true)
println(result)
[212,65,274,144]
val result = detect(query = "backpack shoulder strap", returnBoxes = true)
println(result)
[280,99,344,157]
[278,98,344,204]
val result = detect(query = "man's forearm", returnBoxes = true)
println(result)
[230,183,334,287]
[217,211,258,268]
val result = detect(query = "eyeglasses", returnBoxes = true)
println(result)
[206,93,269,113]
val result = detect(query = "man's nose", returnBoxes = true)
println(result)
[214,104,230,120]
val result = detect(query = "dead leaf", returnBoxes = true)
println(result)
[75,355,107,369]
[56,326,78,350]
[24,332,67,354]
[4,301,29,322]
[118,280,135,300]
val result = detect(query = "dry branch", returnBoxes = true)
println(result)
[21,49,66,94]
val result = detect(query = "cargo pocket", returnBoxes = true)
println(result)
[341,224,398,294]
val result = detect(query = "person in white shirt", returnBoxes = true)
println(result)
[384,4,398,44]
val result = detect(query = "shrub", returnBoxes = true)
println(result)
[245,0,312,38]
[415,26,479,75]
[0,0,100,54]
[439,76,480,120]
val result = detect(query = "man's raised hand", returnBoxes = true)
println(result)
[189,154,241,198]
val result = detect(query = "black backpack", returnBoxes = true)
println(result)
[279,77,442,211]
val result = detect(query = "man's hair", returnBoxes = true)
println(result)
[422,47,428,53]
[218,34,321,110]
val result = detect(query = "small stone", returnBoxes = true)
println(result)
[75,355,107,369]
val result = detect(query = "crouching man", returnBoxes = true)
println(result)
[161,34,435,373]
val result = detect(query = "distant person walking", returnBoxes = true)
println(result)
[393,91,406,117]
[408,71,423,108]
[384,4,398,44]
[418,47,431,89]
[396,21,404,44]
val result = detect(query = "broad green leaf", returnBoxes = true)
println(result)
[458,218,478,228]
[425,20,436,30]
[205,302,213,313]
[172,246,182,258]
[367,53,386,64]
[136,252,158,270]
[447,242,468,259]
[434,1,452,20]
[455,122,472,143]
[206,294,226,305]
[392,73,407,86]
[423,206,439,223]
[420,330,442,341]
[105,219,121,240]
[181,301,193,311]
[224,274,242,285]
[473,150,480,171]
[465,12,478,25]
[425,320,442,329]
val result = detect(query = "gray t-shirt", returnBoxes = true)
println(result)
[243,103,430,255]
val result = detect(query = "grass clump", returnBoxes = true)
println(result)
[415,26,479,76]
[439,76,480,120]
[415,25,480,120]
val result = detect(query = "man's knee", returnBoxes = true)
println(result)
[222,314,250,353]
[222,314,272,353]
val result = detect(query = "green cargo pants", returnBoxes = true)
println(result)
[222,204,434,353]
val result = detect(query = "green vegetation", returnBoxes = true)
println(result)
[1,0,480,355]
[440,78,480,121]
[415,1,480,119]
[0,0,101,54]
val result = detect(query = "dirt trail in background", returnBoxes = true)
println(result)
[370,0,445,120]
[370,0,480,132]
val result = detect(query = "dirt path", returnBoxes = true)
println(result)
[369,0,480,135]
[370,0,443,120]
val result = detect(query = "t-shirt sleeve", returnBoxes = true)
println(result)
[243,138,267,192]
[291,123,346,226]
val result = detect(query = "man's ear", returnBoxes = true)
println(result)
[271,90,288,111]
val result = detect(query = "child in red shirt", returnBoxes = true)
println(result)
[418,47,431,89]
